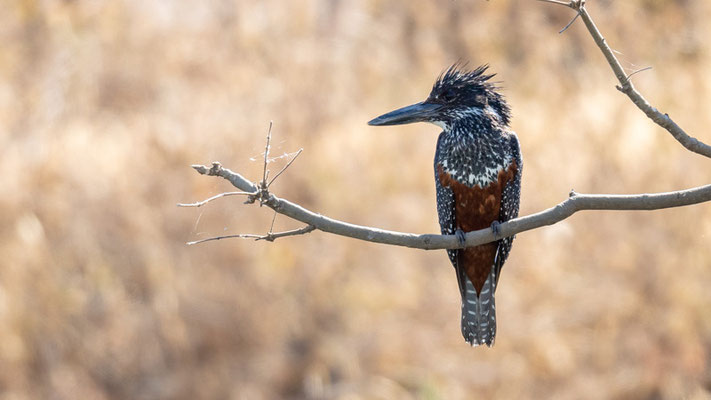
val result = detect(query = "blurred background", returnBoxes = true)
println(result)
[1,0,711,399]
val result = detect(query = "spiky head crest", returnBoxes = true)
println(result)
[427,63,511,126]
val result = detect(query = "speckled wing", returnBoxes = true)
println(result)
[494,132,522,288]
[434,132,465,296]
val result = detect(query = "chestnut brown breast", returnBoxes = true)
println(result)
[437,161,518,293]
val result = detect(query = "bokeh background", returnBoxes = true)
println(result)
[2,0,711,399]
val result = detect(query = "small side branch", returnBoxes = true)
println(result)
[269,148,303,187]
[187,225,315,246]
[177,191,253,208]
[537,0,571,6]
[262,121,273,187]
[189,162,711,250]
[558,10,580,34]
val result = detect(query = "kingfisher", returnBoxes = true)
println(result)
[368,64,522,346]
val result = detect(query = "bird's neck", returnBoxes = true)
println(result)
[443,116,501,153]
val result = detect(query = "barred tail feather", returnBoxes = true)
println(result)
[461,267,497,347]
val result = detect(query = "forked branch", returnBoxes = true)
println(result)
[539,0,711,158]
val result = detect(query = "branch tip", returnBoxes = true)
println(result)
[191,164,209,175]
[623,66,653,84]
[536,0,573,7]
[558,11,580,34]
[179,191,255,208]
[268,148,304,187]
[209,162,223,175]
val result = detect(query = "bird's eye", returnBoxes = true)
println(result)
[441,89,457,102]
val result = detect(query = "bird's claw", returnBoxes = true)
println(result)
[490,221,501,239]
[455,229,467,248]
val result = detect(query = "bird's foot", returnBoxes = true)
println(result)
[490,221,501,239]
[455,229,467,248]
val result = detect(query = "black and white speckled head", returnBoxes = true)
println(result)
[428,64,511,128]
[368,63,511,130]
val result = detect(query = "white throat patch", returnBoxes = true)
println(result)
[430,120,449,130]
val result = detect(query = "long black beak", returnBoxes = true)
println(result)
[368,101,442,126]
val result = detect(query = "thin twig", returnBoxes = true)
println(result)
[262,121,273,188]
[559,11,580,34]
[536,0,571,6]
[187,234,263,245]
[177,191,255,208]
[268,148,303,187]
[187,225,315,245]
[268,211,277,234]
[623,66,653,84]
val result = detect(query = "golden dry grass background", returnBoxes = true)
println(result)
[1,0,711,399]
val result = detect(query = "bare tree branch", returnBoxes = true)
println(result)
[188,162,711,250]
[183,2,711,249]
[539,0,711,158]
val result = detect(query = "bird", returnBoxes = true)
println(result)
[368,63,522,347]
